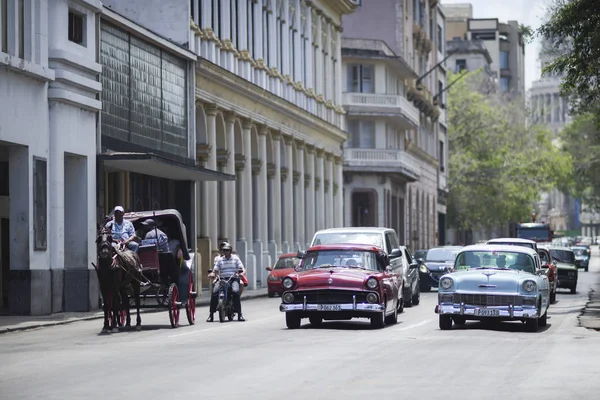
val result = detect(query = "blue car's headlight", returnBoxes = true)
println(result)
[522,280,537,292]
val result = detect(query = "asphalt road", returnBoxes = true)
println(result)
[2,254,600,400]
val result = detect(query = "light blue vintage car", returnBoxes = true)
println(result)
[435,244,550,332]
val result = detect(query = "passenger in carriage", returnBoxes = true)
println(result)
[106,206,139,253]
[140,219,170,252]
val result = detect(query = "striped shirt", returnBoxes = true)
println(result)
[214,254,243,279]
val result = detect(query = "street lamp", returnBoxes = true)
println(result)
[433,70,468,108]
[415,48,459,90]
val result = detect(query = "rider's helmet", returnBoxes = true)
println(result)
[219,241,230,250]
[221,243,233,251]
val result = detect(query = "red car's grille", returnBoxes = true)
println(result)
[452,293,523,307]
[289,290,369,304]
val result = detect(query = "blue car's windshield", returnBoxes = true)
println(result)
[300,250,382,271]
[426,248,458,262]
[454,251,535,274]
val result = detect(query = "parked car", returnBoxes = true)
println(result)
[537,247,558,303]
[571,246,590,272]
[435,244,551,332]
[418,246,462,291]
[309,227,420,307]
[545,245,578,293]
[279,244,404,329]
[266,253,302,297]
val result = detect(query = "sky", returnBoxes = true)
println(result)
[441,0,552,91]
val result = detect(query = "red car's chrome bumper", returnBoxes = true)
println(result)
[280,303,384,312]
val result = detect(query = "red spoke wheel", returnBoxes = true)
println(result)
[186,273,196,325]
[119,310,127,327]
[168,283,180,328]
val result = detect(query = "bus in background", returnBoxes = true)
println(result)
[517,222,553,243]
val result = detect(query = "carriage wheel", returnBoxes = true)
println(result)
[185,273,196,325]
[168,283,180,328]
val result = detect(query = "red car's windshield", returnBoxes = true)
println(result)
[273,257,300,270]
[300,250,383,271]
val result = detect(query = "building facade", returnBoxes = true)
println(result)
[444,4,525,95]
[105,0,357,290]
[0,0,102,315]
[340,0,447,251]
[530,37,579,234]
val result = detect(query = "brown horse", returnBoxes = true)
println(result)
[112,244,144,331]
[94,227,122,333]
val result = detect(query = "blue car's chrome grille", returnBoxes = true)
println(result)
[452,293,523,307]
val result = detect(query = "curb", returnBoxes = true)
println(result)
[0,292,268,334]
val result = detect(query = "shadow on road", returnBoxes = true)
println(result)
[452,321,552,333]
[97,324,182,335]
[291,320,405,331]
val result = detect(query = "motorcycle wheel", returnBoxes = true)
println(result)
[217,298,225,323]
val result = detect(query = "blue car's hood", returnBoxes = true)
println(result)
[426,261,454,272]
[444,269,538,294]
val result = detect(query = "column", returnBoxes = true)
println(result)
[334,28,343,107]
[241,119,254,246]
[314,12,323,97]
[283,136,295,252]
[272,133,283,249]
[326,154,334,228]
[305,145,315,247]
[205,105,219,250]
[282,0,290,77]
[293,0,302,82]
[305,3,313,90]
[335,156,344,227]
[225,112,237,243]
[296,141,306,249]
[201,0,212,29]
[253,0,265,86]
[316,149,325,231]
[258,126,269,250]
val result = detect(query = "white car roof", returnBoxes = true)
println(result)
[459,244,539,256]
[313,227,393,234]
[486,238,537,245]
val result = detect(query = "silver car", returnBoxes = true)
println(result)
[435,244,551,332]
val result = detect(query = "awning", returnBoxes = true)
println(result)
[98,152,235,182]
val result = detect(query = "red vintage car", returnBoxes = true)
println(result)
[266,253,301,297]
[279,244,403,329]
[538,246,558,303]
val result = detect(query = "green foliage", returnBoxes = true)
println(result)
[445,71,573,231]
[559,110,600,210]
[519,24,534,44]
[537,0,600,114]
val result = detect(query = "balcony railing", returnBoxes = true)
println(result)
[344,148,421,180]
[342,92,420,127]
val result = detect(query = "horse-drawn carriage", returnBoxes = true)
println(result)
[96,209,197,331]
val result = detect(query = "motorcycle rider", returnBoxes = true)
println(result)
[207,243,246,322]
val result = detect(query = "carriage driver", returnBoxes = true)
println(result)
[106,206,139,253]
[207,243,246,322]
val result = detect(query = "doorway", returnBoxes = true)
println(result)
[352,190,377,227]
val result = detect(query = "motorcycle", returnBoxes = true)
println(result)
[210,269,243,322]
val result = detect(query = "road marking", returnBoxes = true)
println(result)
[395,319,431,331]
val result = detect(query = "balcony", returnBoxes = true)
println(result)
[344,148,420,182]
[342,92,420,128]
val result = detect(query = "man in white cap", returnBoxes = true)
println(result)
[105,205,139,253]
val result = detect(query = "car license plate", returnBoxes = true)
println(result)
[318,304,342,311]
[475,308,500,317]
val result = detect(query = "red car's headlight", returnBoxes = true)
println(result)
[282,277,294,289]
[366,277,378,289]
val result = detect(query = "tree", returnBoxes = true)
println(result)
[538,0,600,115]
[559,110,600,209]
[446,71,573,232]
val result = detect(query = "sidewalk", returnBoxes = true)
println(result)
[0,287,268,334]
[579,283,600,331]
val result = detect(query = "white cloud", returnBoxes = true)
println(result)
[441,0,550,90]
